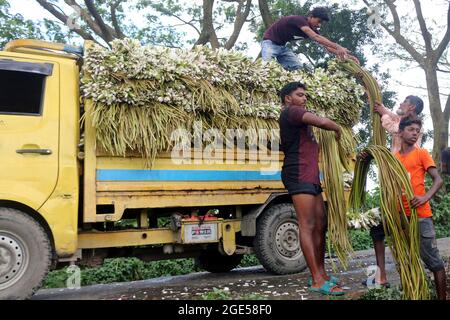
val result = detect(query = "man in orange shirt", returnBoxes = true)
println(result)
[365,95,424,288]
[369,118,447,300]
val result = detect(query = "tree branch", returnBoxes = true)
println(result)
[35,0,97,42]
[258,0,273,29]
[63,0,108,42]
[84,0,115,42]
[393,79,450,97]
[225,0,252,50]
[363,0,425,65]
[412,0,433,54]
[110,0,126,39]
[155,6,201,35]
[444,93,450,121]
[36,0,67,22]
[195,0,220,49]
[435,3,450,60]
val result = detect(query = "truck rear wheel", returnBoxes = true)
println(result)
[0,208,52,299]
[195,246,243,273]
[254,203,307,274]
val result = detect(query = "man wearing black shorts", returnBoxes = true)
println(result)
[279,82,343,296]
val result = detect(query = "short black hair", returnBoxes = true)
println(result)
[309,7,330,22]
[399,117,422,131]
[279,82,307,104]
[406,95,424,115]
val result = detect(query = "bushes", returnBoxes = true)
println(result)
[427,176,450,238]
[359,286,402,300]
[43,255,262,289]
[43,257,203,289]
[348,229,373,251]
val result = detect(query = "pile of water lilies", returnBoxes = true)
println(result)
[81,38,364,162]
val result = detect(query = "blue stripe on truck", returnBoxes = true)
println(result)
[97,169,282,181]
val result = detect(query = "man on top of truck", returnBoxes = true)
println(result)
[261,7,359,71]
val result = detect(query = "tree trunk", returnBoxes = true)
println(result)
[258,0,274,29]
[224,0,252,50]
[424,66,448,163]
[195,0,220,49]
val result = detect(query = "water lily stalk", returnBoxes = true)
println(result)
[349,145,429,300]
[338,60,386,146]
[315,127,355,269]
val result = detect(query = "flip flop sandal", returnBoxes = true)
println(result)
[361,278,391,288]
[307,280,345,296]
[308,275,339,287]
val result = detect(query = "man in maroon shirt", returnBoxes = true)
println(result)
[279,81,345,295]
[262,7,359,70]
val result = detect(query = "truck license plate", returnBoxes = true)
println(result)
[184,223,218,243]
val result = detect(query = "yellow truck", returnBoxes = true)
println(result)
[0,39,350,299]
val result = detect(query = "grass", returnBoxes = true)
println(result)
[200,288,267,300]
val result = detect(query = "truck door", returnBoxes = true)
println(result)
[0,58,59,209]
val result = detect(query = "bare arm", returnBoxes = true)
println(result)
[410,167,443,208]
[301,26,342,50]
[301,26,359,63]
[323,44,360,64]
[374,102,396,117]
[302,112,341,140]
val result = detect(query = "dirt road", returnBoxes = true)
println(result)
[33,238,450,300]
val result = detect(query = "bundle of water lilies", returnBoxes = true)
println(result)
[336,60,430,299]
[347,207,382,230]
[81,38,365,163]
[349,146,430,300]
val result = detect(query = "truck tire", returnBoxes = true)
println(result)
[254,203,307,275]
[195,247,243,273]
[0,208,52,300]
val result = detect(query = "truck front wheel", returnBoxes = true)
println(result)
[254,203,307,274]
[0,208,52,299]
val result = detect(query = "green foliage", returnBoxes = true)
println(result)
[42,267,71,289]
[201,288,232,300]
[43,257,202,289]
[359,286,402,300]
[238,254,260,268]
[0,0,40,48]
[142,259,201,279]
[363,186,381,211]
[348,229,373,251]
[426,176,450,238]
[200,287,266,300]
[80,258,147,285]
[43,254,262,289]
[360,276,441,300]
[0,0,77,49]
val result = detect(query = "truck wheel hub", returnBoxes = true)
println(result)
[275,222,300,258]
[0,233,26,288]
